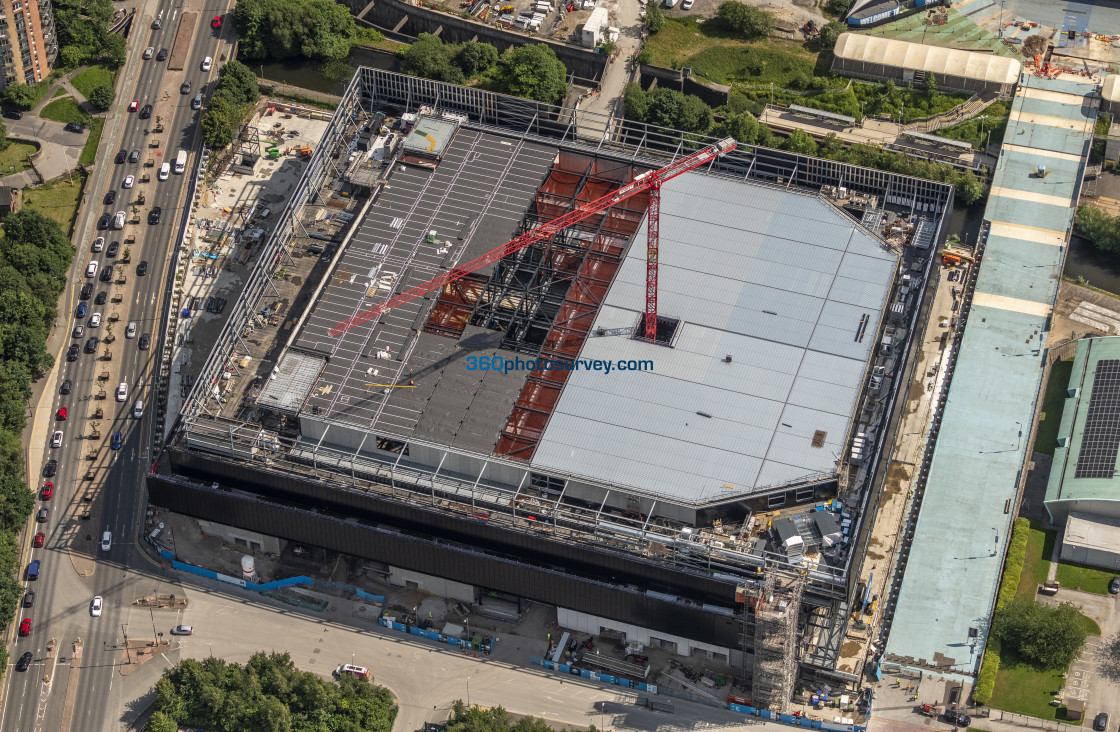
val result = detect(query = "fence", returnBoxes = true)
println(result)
[380,618,495,654]
[990,710,1082,732]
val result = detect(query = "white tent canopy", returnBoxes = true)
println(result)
[834,33,1021,86]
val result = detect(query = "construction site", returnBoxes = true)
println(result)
[148,68,954,711]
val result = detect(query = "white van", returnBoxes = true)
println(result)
[86,260,99,277]
[101,531,112,551]
[174,149,187,174]
[333,664,370,679]
[159,162,170,181]
[133,400,143,418]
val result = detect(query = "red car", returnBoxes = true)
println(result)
[128,100,139,112]
[19,618,30,636]
[40,483,52,500]
[33,532,44,548]
[56,407,67,421]
[211,15,222,28]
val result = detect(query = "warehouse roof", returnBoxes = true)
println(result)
[833,33,1022,86]
[1103,74,1120,103]
[531,175,897,505]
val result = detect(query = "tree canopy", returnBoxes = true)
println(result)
[644,4,665,33]
[819,21,845,52]
[992,598,1089,670]
[231,0,359,61]
[494,44,569,105]
[446,702,598,732]
[716,1,774,39]
[1076,206,1120,252]
[88,84,114,112]
[143,652,397,732]
[199,61,261,151]
[52,0,123,68]
[623,84,713,133]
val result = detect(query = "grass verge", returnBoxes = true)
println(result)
[1015,520,1055,599]
[1034,359,1074,455]
[70,64,117,101]
[78,117,104,166]
[20,174,85,236]
[1056,562,1116,596]
[0,142,37,175]
[38,96,88,125]
[988,656,1069,721]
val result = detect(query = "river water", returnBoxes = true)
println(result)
[254,47,400,96]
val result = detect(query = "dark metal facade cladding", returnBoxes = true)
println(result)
[151,452,742,647]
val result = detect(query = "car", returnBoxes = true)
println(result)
[112,211,125,229]
[202,56,212,72]
[157,48,169,61]
[180,80,191,94]
[1110,577,1120,595]
[123,175,134,188]
[106,241,119,258]
[50,431,62,448]
[143,46,154,59]
[60,380,71,395]
[79,283,92,300]
[1094,713,1109,732]
[171,624,193,635]
[67,344,79,361]
[16,652,32,671]
[90,596,103,617]
[76,302,87,318]
[110,430,123,450]
[159,163,170,181]
[36,507,47,522]
[22,592,33,607]
[72,324,84,338]
[211,14,222,28]
[91,236,105,252]
[43,460,56,477]
[116,382,128,401]
[33,532,44,548]
[139,104,152,119]
[115,149,126,164]
[18,618,29,636]
[681,0,693,7]
[129,149,140,163]
[98,213,111,229]
[101,265,113,282]
[89,312,101,327]
[64,122,84,133]
[945,712,971,728]
[147,208,161,224]
[139,333,151,350]
[138,260,149,275]
[56,407,67,421]
[103,190,115,205]
[152,17,161,29]
[40,482,52,499]
[95,290,107,304]
[126,322,137,338]
[2,108,23,120]
[128,100,139,112]
[84,336,98,353]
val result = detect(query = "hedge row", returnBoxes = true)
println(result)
[996,517,1030,610]
[973,642,1000,704]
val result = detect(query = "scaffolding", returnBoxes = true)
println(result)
[746,573,806,714]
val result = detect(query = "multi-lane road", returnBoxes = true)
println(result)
[1,3,231,729]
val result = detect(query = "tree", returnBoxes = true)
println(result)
[1076,206,1120,252]
[455,41,498,76]
[923,71,938,95]
[644,3,664,33]
[200,94,242,150]
[716,1,773,39]
[401,33,454,80]
[1,84,38,110]
[88,84,114,111]
[954,170,984,206]
[723,111,759,144]
[214,61,260,105]
[783,128,818,155]
[232,0,358,61]
[102,33,126,68]
[819,21,844,51]
[494,44,568,105]
[0,120,9,153]
[992,598,1089,670]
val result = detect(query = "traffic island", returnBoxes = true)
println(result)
[118,639,171,676]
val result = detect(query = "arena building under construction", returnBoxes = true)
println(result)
[149,69,954,708]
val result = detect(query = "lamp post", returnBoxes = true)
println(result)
[467,676,471,708]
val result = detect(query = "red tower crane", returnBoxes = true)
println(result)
[330,137,737,340]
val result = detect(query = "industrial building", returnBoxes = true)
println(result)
[831,34,1021,97]
[150,69,953,708]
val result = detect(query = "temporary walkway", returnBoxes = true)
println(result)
[881,73,1098,681]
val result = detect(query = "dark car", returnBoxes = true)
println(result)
[148,207,161,224]
[152,17,161,29]
[2,108,23,120]
[139,104,152,119]
[79,283,93,300]
[95,291,107,305]
[104,190,116,205]
[84,337,98,353]
[67,344,79,361]
[1110,577,1120,595]
[36,507,48,522]
[16,652,32,672]
[115,149,126,164]
[1095,713,1109,731]
[59,380,71,395]
[129,149,140,164]
[137,260,149,276]
[22,591,33,607]
[100,265,113,282]
[111,430,123,450]
[64,122,84,133]
[76,302,88,318]
[43,460,56,477]
[97,213,111,230]
[106,241,119,258]
[157,48,168,61]
[138,333,150,350]
[945,712,971,728]
[180,80,191,94]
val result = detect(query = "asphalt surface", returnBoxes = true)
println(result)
[0,114,85,186]
[0,2,233,730]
